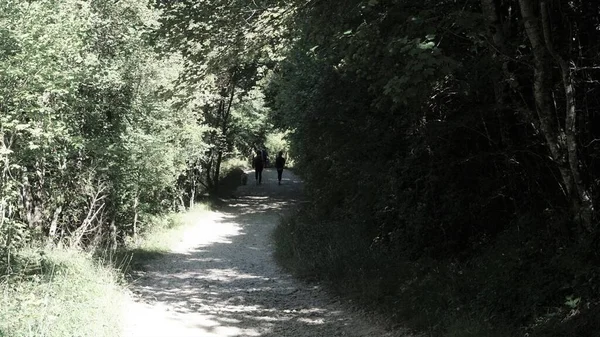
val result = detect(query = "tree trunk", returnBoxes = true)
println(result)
[540,1,593,226]
[205,153,214,191]
[481,0,514,147]
[480,0,539,150]
[133,193,139,240]
[481,0,510,103]
[518,0,591,227]
[109,219,117,251]
[190,170,196,208]
[213,151,223,195]
[48,206,62,238]
[211,84,236,196]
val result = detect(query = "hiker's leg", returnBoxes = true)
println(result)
[258,169,263,184]
[277,169,283,182]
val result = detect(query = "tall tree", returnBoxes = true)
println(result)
[0,0,205,254]
[153,0,292,194]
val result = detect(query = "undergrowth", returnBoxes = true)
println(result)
[110,204,212,273]
[0,203,213,337]
[0,248,124,337]
[273,208,600,337]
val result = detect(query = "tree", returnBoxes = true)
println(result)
[267,0,600,332]
[0,0,204,254]
[152,0,293,195]
[517,0,593,227]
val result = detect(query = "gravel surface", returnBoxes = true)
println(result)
[123,169,411,337]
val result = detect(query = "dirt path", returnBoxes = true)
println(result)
[122,169,408,337]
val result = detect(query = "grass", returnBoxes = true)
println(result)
[0,248,124,337]
[0,203,213,337]
[110,203,212,273]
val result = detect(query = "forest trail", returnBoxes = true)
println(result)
[122,169,407,337]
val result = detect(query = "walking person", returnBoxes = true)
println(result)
[262,148,269,168]
[275,151,286,185]
[253,150,264,185]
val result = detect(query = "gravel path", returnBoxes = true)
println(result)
[123,169,409,337]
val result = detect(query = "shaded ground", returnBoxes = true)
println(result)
[123,169,409,337]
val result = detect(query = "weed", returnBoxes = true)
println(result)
[109,204,212,274]
[0,248,124,337]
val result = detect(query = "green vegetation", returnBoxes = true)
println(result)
[268,0,600,335]
[0,204,211,337]
[0,0,277,257]
[0,0,278,334]
[0,249,123,337]
[0,0,195,254]
[3,0,599,335]
[115,204,212,271]
[265,131,294,167]
[123,205,210,253]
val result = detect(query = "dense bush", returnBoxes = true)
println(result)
[3,0,599,334]
[0,0,200,255]
[0,0,274,258]
[269,0,600,334]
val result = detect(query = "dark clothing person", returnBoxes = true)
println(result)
[262,149,268,167]
[275,153,286,169]
[255,169,262,184]
[253,153,264,184]
[275,152,286,185]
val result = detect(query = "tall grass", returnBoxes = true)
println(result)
[111,204,212,273]
[126,204,211,253]
[0,248,124,337]
[0,204,214,337]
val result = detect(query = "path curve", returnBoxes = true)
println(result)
[123,169,408,337]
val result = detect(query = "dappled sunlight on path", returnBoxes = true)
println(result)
[123,169,406,337]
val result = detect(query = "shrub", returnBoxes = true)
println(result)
[0,249,124,337]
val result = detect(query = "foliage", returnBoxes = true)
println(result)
[152,0,293,194]
[2,0,600,335]
[0,0,207,256]
[264,131,293,166]
[124,203,211,253]
[268,0,600,335]
[0,248,124,337]
[110,203,213,274]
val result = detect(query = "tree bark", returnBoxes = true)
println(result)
[213,151,223,195]
[212,81,236,196]
[540,1,593,226]
[133,193,139,240]
[205,153,214,191]
[480,0,533,148]
[189,170,196,208]
[109,219,117,251]
[48,206,62,238]
[518,0,592,227]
